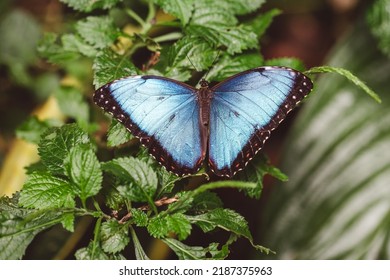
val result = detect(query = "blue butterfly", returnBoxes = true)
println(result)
[94,66,313,177]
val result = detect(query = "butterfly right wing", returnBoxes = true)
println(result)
[94,76,205,176]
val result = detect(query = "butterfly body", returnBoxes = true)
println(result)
[94,67,313,177]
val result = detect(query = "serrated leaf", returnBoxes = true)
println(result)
[147,213,191,240]
[367,0,390,58]
[100,220,130,254]
[163,238,228,260]
[19,172,74,209]
[102,157,158,202]
[190,208,251,239]
[75,241,126,260]
[166,36,217,78]
[93,48,138,88]
[130,208,148,227]
[65,144,102,201]
[59,0,123,12]
[76,16,119,49]
[107,119,133,147]
[38,124,91,175]
[16,116,56,144]
[166,213,192,240]
[147,214,169,238]
[153,0,194,25]
[186,1,259,54]
[206,53,263,82]
[0,195,71,259]
[55,86,89,125]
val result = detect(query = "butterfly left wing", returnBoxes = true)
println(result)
[208,66,313,177]
[94,76,206,176]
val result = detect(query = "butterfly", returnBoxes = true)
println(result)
[94,66,313,177]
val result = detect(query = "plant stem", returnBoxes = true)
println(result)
[126,8,146,28]
[154,32,183,43]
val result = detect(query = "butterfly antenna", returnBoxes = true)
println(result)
[186,54,200,72]
[202,50,221,83]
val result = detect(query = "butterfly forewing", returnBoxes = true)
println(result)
[94,76,205,176]
[208,67,313,177]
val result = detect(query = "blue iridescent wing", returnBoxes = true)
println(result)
[94,76,205,176]
[208,66,313,177]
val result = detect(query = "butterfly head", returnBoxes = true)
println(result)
[199,79,210,88]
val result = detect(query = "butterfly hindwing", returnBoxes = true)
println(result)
[208,67,313,177]
[94,76,205,175]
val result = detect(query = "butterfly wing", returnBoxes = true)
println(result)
[94,76,205,176]
[208,66,313,177]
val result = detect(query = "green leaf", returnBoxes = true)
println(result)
[191,191,223,213]
[61,34,97,58]
[306,66,382,103]
[59,0,123,12]
[107,119,133,147]
[38,124,91,175]
[93,48,138,88]
[153,0,194,25]
[102,157,158,202]
[0,9,40,66]
[61,195,76,232]
[189,208,251,238]
[16,116,57,144]
[186,1,259,54]
[206,53,263,82]
[367,0,390,58]
[19,172,74,209]
[75,241,126,260]
[166,213,192,240]
[187,25,257,55]
[237,154,288,199]
[76,16,119,49]
[130,208,148,227]
[166,36,217,79]
[100,220,130,254]
[146,212,193,240]
[147,214,169,238]
[0,194,72,259]
[65,144,102,201]
[55,86,89,125]
[265,57,306,71]
[163,238,229,260]
[223,0,265,15]
[37,33,80,64]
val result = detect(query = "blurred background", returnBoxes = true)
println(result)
[1,0,390,259]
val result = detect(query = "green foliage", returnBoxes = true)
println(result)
[367,0,390,58]
[1,0,379,260]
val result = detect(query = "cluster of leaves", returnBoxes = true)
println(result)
[1,0,292,260]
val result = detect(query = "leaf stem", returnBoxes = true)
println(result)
[126,9,146,28]
[154,32,183,43]
[91,217,103,259]
[306,66,382,103]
